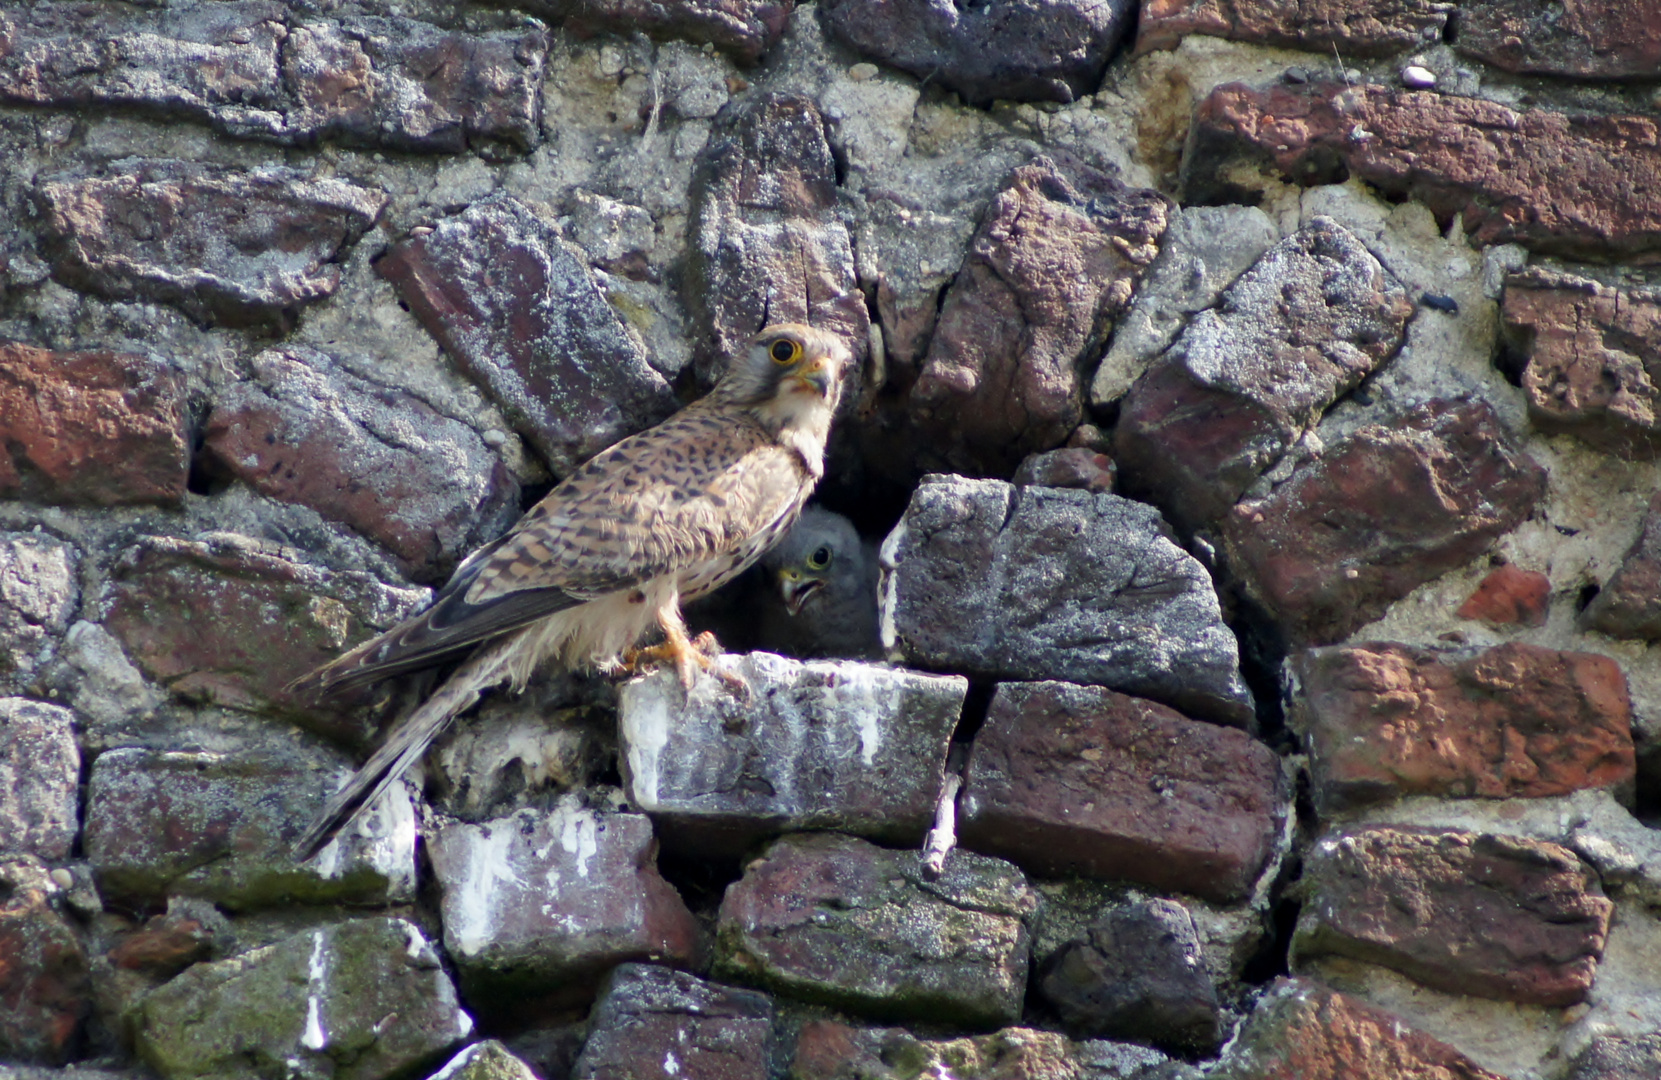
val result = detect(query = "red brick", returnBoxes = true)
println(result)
[201,346,519,583]
[1185,83,1661,262]
[1216,979,1505,1080]
[1222,398,1547,646]
[914,158,1167,477]
[960,680,1286,903]
[1456,564,1551,627]
[1456,0,1661,81]
[1294,827,1612,1006]
[0,342,186,506]
[1115,217,1410,531]
[1289,642,1634,810]
[1500,268,1661,458]
[1137,0,1449,58]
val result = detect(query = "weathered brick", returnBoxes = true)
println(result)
[0,3,546,154]
[1185,83,1661,262]
[823,0,1135,105]
[377,194,676,478]
[1136,0,1450,57]
[1214,979,1505,1080]
[1456,0,1661,81]
[1289,642,1634,810]
[37,161,385,329]
[1500,268,1661,457]
[913,158,1169,477]
[884,476,1254,725]
[428,801,701,1024]
[1293,827,1612,1006]
[1115,217,1410,531]
[201,346,520,583]
[1222,399,1547,646]
[0,343,186,506]
[716,832,1033,1027]
[618,654,964,854]
[961,680,1286,903]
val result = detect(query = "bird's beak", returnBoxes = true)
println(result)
[778,570,824,616]
[790,356,834,398]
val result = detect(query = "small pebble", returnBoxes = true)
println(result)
[1402,65,1436,89]
[849,63,879,82]
[482,429,508,448]
[1283,66,1308,85]
[50,869,74,890]
[1421,292,1459,314]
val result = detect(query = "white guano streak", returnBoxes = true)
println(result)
[876,518,907,652]
[449,826,524,958]
[621,681,672,808]
[301,930,328,1051]
[830,662,884,767]
[557,794,600,879]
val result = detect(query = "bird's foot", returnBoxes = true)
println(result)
[624,631,748,698]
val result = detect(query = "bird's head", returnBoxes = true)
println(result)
[718,324,851,434]
[763,506,861,616]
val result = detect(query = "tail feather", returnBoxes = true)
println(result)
[292,640,515,863]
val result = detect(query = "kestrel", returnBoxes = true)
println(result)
[292,323,851,860]
[759,506,881,659]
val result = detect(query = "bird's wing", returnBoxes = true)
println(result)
[298,407,809,695]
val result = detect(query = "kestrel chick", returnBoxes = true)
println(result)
[759,506,881,660]
[292,323,851,860]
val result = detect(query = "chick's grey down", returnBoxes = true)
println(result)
[759,505,881,660]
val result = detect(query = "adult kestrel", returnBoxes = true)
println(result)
[292,323,851,860]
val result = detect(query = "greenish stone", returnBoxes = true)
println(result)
[135,917,471,1080]
[427,1040,540,1080]
[715,832,1035,1027]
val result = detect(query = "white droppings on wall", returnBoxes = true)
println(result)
[619,679,672,808]
[403,922,429,961]
[300,929,328,1051]
[877,517,907,654]
[557,793,600,879]
[446,825,525,958]
[830,661,886,767]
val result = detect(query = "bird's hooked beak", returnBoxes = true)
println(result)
[788,354,836,399]
[777,567,825,616]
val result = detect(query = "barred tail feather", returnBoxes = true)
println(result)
[292,640,515,862]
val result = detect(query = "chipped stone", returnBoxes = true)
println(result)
[883,476,1254,725]
[619,653,964,854]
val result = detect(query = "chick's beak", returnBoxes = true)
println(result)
[778,570,824,616]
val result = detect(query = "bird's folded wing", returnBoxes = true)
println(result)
[297,414,806,696]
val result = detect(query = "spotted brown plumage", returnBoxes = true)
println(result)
[290,323,852,861]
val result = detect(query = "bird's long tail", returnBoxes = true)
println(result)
[292,638,516,863]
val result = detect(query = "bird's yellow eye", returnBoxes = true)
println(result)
[806,545,832,570]
[770,339,801,364]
